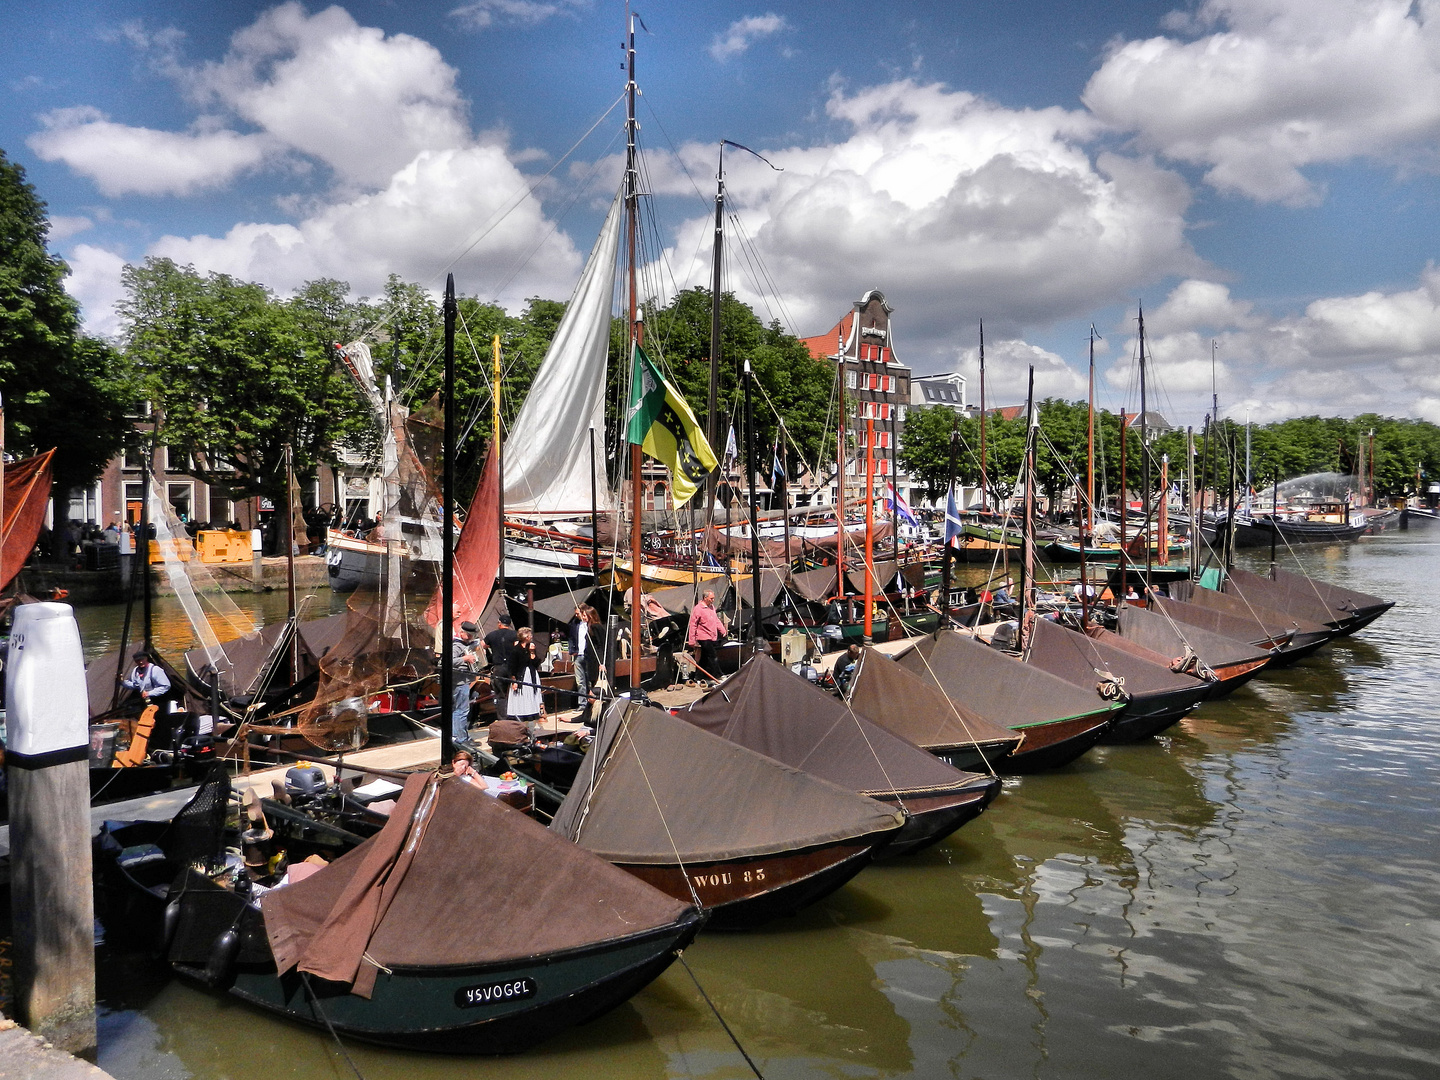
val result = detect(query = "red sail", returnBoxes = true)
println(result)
[2,449,55,591]
[425,444,499,627]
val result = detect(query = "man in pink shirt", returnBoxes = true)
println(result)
[687,589,726,680]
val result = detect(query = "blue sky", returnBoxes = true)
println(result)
[5,0,1440,424]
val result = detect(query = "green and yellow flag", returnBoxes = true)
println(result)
[626,342,718,507]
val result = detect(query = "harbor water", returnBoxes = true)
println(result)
[37,532,1440,1077]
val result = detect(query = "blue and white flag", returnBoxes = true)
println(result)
[944,483,964,548]
[887,482,918,528]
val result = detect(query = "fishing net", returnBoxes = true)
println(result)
[166,763,233,870]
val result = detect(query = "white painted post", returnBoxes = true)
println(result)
[5,602,96,1056]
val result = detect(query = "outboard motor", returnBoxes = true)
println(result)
[284,762,326,800]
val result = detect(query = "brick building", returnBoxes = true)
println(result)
[800,289,912,508]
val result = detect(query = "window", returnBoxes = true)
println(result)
[877,347,886,364]
[897,405,907,422]
[122,446,146,471]
[869,373,879,391]
[123,482,145,526]
[846,370,857,389]
[165,446,191,473]
[167,482,193,523]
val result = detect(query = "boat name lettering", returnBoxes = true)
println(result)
[691,868,764,889]
[454,978,536,1008]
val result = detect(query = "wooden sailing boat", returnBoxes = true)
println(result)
[1114,602,1272,697]
[1221,565,1394,637]
[679,655,1000,856]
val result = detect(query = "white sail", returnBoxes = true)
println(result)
[503,188,622,515]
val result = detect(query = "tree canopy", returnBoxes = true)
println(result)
[0,148,130,495]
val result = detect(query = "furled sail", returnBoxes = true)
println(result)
[503,189,622,515]
[1,449,54,591]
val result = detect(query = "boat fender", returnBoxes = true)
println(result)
[205,926,242,989]
[161,897,183,954]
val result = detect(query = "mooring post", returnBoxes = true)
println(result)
[250,526,264,590]
[5,602,97,1057]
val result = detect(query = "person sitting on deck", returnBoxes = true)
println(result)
[832,644,862,693]
[122,651,171,703]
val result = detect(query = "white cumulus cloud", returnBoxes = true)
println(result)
[449,0,588,30]
[1085,0,1440,204]
[28,107,273,197]
[710,13,788,61]
[651,79,1200,361]
[64,245,130,338]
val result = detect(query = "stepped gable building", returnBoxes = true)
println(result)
[800,290,913,507]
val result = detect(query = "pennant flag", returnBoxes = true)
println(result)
[723,424,738,467]
[770,440,785,492]
[886,482,918,527]
[626,342,719,508]
[944,483,964,548]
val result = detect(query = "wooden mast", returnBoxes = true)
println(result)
[704,142,724,541]
[1080,327,1095,626]
[284,443,299,681]
[626,7,644,693]
[494,333,506,603]
[745,359,762,649]
[441,272,457,762]
[834,342,846,599]
[1019,366,1036,652]
[1138,304,1152,580]
[1117,408,1128,606]
[940,415,958,619]
[863,417,875,644]
[978,320,989,513]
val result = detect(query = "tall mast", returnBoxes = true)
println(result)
[705,143,724,531]
[440,273,457,763]
[284,443,298,682]
[834,346,846,597]
[1187,426,1198,580]
[494,333,506,603]
[625,7,644,694]
[978,320,989,513]
[778,421,791,576]
[1117,408,1128,607]
[863,416,875,645]
[1081,327,1095,626]
[1138,304,1151,579]
[941,415,958,619]
[1244,409,1252,517]
[745,359,762,648]
[1019,366,1036,652]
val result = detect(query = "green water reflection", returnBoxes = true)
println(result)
[85,536,1440,1079]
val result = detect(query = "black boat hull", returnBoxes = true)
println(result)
[195,911,703,1054]
[1100,683,1210,744]
[874,778,1001,858]
[1005,712,1113,773]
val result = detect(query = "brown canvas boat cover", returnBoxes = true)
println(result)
[1272,567,1393,616]
[1149,593,1300,646]
[1228,565,1379,624]
[182,621,296,700]
[551,700,903,864]
[646,577,733,617]
[262,772,693,998]
[679,656,984,798]
[1083,624,1191,670]
[1171,582,1331,637]
[737,569,786,610]
[846,561,899,595]
[1117,602,1270,668]
[296,612,352,663]
[846,648,1021,754]
[896,631,1120,730]
[2,450,54,591]
[1027,617,1202,697]
[787,566,839,602]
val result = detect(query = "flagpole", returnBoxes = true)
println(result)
[441,273,456,764]
[779,421,791,575]
[745,359,762,650]
[863,417,875,645]
[625,8,643,696]
[941,413,958,620]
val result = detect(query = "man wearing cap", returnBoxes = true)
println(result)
[121,650,171,703]
[483,614,518,722]
[451,621,481,745]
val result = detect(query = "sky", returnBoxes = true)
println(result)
[5,0,1440,426]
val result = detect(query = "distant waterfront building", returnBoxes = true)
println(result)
[910,372,968,414]
[800,290,913,509]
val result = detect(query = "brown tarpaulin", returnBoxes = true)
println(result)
[1116,602,1270,668]
[897,631,1117,729]
[786,566,838,603]
[1149,593,1300,646]
[1027,617,1202,696]
[2,450,54,591]
[182,622,293,701]
[1170,581,1330,637]
[646,577,732,617]
[679,656,984,798]
[550,700,903,864]
[262,771,693,998]
[847,649,1021,754]
[1225,565,1391,626]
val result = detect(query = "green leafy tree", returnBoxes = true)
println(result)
[0,148,131,495]
[118,258,371,505]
